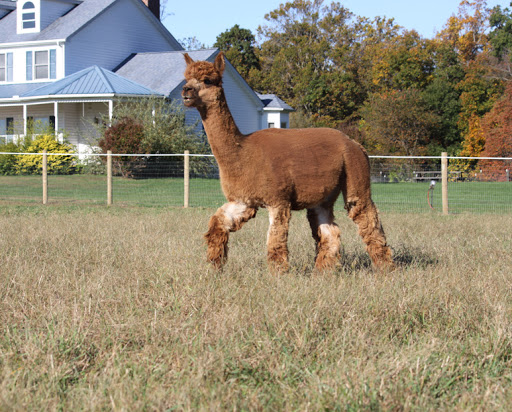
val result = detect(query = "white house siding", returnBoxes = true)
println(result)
[26,102,53,120]
[0,106,23,136]
[65,0,179,75]
[0,42,64,84]
[55,102,107,150]
[40,0,76,32]
[263,111,290,129]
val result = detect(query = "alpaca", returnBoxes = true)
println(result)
[182,52,394,272]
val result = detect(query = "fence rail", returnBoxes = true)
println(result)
[1,151,511,213]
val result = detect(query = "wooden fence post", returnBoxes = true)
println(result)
[107,150,112,206]
[184,150,190,208]
[441,152,448,215]
[42,149,48,205]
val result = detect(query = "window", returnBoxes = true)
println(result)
[0,118,14,143]
[268,122,275,128]
[281,122,287,129]
[35,51,48,79]
[26,49,56,80]
[0,53,13,82]
[22,2,36,29]
[27,116,55,132]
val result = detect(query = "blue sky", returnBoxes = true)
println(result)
[162,0,508,47]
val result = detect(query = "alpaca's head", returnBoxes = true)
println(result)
[182,52,225,109]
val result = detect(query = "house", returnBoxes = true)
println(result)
[258,93,294,129]
[0,0,290,154]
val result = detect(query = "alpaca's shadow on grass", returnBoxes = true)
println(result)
[291,244,438,277]
[337,244,439,273]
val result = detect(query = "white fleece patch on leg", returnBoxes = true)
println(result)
[221,202,247,230]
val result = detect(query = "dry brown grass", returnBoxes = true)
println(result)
[1,206,512,410]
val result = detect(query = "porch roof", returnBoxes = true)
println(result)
[17,65,163,99]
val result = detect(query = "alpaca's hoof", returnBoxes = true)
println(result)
[267,251,289,274]
[374,260,396,273]
[314,253,341,272]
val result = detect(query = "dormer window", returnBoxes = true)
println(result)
[17,0,40,34]
[22,2,36,29]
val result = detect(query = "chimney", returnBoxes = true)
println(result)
[142,0,160,20]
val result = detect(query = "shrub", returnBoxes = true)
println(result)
[15,134,76,175]
[0,142,19,175]
[97,117,145,177]
[96,98,209,178]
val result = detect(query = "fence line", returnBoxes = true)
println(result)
[0,151,511,213]
[2,152,509,160]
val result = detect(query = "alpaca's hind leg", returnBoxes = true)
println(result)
[346,197,394,271]
[267,206,291,272]
[307,206,341,270]
[205,202,257,269]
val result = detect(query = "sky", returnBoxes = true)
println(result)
[162,0,508,48]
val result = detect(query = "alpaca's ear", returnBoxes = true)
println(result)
[214,52,225,76]
[183,53,194,66]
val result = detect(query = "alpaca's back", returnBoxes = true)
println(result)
[225,127,371,209]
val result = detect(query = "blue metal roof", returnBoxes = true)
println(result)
[0,82,52,99]
[20,65,163,97]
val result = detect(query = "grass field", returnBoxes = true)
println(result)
[1,174,511,213]
[1,205,512,410]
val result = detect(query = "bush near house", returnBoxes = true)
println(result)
[98,117,145,178]
[97,97,210,179]
[15,134,76,175]
[0,143,20,175]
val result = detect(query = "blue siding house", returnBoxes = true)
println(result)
[0,0,282,153]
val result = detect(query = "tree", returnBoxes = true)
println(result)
[255,0,370,125]
[179,36,207,51]
[421,42,465,153]
[487,5,512,81]
[479,82,512,180]
[437,0,490,64]
[214,25,260,79]
[97,97,208,177]
[488,4,512,61]
[361,89,440,156]
[370,30,436,92]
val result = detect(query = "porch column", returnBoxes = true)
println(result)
[108,100,113,125]
[54,101,61,142]
[23,104,27,136]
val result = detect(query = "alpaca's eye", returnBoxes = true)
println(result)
[203,78,212,85]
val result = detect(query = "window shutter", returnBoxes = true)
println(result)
[50,49,56,79]
[26,51,32,81]
[7,53,13,82]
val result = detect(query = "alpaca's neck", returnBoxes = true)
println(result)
[199,90,243,162]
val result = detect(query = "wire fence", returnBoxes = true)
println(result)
[0,152,511,213]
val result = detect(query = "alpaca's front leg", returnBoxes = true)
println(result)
[204,202,257,269]
[267,206,291,272]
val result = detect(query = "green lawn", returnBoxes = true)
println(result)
[1,174,511,213]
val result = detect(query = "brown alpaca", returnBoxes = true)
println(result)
[182,52,394,272]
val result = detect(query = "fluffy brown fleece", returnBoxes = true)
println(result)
[182,52,394,272]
